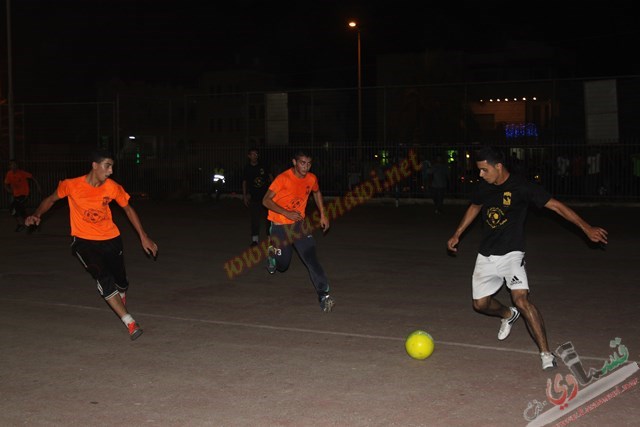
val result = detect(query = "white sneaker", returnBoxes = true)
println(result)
[541,352,556,370]
[498,307,520,340]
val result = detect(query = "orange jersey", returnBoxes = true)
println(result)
[57,176,130,240]
[267,168,319,224]
[4,169,33,197]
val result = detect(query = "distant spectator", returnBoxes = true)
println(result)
[509,152,525,176]
[4,159,41,232]
[426,155,449,214]
[555,153,570,195]
[571,153,585,195]
[421,158,432,196]
[242,147,273,247]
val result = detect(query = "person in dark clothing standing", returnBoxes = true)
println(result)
[242,147,273,246]
[427,155,449,214]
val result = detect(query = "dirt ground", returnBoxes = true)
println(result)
[1,196,639,427]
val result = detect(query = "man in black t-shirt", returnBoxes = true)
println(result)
[242,147,273,246]
[447,146,608,370]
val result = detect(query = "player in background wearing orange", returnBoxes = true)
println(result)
[262,150,334,312]
[25,149,158,340]
[4,159,41,232]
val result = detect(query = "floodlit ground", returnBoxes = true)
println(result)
[2,197,639,427]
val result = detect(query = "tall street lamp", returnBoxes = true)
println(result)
[348,20,362,160]
[6,0,15,159]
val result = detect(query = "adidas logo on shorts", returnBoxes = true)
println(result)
[510,275,522,286]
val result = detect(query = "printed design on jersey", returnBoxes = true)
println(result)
[486,207,507,229]
[84,197,112,224]
[503,191,512,207]
[288,198,303,211]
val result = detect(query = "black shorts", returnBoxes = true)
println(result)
[71,236,129,299]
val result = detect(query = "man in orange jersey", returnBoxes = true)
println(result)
[25,149,158,340]
[4,159,41,232]
[262,150,334,312]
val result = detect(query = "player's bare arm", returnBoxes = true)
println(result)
[25,192,61,226]
[312,190,329,231]
[544,198,608,244]
[242,180,250,207]
[122,204,158,257]
[447,203,482,252]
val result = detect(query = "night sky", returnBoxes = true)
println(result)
[1,0,638,101]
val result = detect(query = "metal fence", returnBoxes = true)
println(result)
[2,142,639,213]
[2,77,640,209]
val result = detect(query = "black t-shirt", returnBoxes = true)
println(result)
[243,163,270,200]
[470,174,551,256]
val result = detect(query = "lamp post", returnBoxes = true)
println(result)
[6,0,15,159]
[348,21,362,160]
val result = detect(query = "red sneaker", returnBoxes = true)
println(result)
[127,322,143,340]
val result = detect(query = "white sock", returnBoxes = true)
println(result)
[121,314,134,325]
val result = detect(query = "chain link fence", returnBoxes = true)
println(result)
[2,77,640,210]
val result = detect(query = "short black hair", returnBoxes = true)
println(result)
[91,148,114,164]
[293,150,312,160]
[475,146,505,166]
[247,147,259,154]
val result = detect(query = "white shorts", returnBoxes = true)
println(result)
[472,251,529,299]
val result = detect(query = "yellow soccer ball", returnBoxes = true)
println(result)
[405,330,435,360]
